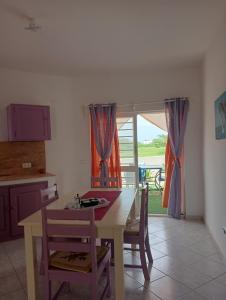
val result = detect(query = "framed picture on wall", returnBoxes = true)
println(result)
[215,90,226,139]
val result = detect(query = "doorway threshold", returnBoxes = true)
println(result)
[148,214,168,217]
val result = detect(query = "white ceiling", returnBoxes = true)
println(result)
[0,0,225,76]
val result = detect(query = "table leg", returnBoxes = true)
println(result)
[24,226,39,300]
[114,228,124,300]
[130,199,137,251]
[130,200,136,221]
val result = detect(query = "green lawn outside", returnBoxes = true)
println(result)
[140,185,167,214]
[138,145,165,157]
[148,189,167,214]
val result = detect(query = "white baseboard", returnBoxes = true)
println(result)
[185,215,204,221]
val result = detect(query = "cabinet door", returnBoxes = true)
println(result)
[10,182,48,236]
[7,104,51,141]
[0,187,10,241]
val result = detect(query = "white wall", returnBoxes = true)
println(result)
[203,19,226,254]
[0,66,203,216]
[0,69,79,194]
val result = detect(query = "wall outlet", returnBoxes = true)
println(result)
[22,162,32,168]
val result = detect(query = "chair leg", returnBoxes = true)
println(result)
[145,235,153,264]
[43,280,51,300]
[106,261,111,298]
[102,239,114,259]
[139,242,150,281]
[91,280,97,300]
[39,238,44,275]
[64,282,71,294]
[110,240,114,259]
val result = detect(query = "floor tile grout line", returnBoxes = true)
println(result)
[0,288,26,298]
[152,248,226,270]
[146,275,194,300]
[2,239,28,295]
[125,267,166,287]
[0,243,24,297]
[1,217,225,300]
[191,270,226,292]
[153,261,226,294]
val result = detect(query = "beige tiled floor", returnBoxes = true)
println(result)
[1,217,226,299]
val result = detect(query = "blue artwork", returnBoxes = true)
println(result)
[215,91,226,139]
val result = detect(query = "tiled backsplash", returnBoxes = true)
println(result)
[0,141,46,177]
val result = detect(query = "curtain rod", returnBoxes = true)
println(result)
[88,98,188,107]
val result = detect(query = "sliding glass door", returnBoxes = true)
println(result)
[117,110,168,215]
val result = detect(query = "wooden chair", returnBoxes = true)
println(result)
[106,184,153,280]
[123,183,153,280]
[41,206,111,300]
[40,185,59,274]
[91,176,119,188]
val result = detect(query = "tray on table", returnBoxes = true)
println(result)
[65,197,110,210]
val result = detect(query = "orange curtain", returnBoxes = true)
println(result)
[162,138,184,209]
[162,139,174,208]
[91,122,122,188]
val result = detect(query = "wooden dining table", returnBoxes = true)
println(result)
[19,187,137,300]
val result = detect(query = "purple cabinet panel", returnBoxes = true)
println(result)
[10,181,48,236]
[7,104,51,141]
[0,187,10,241]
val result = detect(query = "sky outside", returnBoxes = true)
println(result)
[137,115,167,142]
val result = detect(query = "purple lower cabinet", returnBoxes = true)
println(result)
[10,181,48,236]
[0,187,10,242]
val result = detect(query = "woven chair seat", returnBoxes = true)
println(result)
[50,246,108,273]
[124,221,140,236]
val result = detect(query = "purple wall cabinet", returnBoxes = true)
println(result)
[10,181,48,236]
[0,187,10,240]
[7,104,51,141]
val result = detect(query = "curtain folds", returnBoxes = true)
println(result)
[163,98,189,219]
[89,103,122,188]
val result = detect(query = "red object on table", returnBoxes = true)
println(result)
[81,190,121,220]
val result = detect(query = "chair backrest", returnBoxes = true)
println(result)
[40,184,59,207]
[91,176,119,188]
[41,206,97,275]
[139,183,149,238]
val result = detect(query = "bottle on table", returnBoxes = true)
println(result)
[74,193,81,208]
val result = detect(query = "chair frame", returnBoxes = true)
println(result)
[41,205,111,300]
[103,184,153,280]
[123,183,153,280]
[40,185,59,275]
[91,176,119,188]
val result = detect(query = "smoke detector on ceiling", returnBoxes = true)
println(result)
[24,18,41,32]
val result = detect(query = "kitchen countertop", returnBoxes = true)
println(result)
[0,173,56,186]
